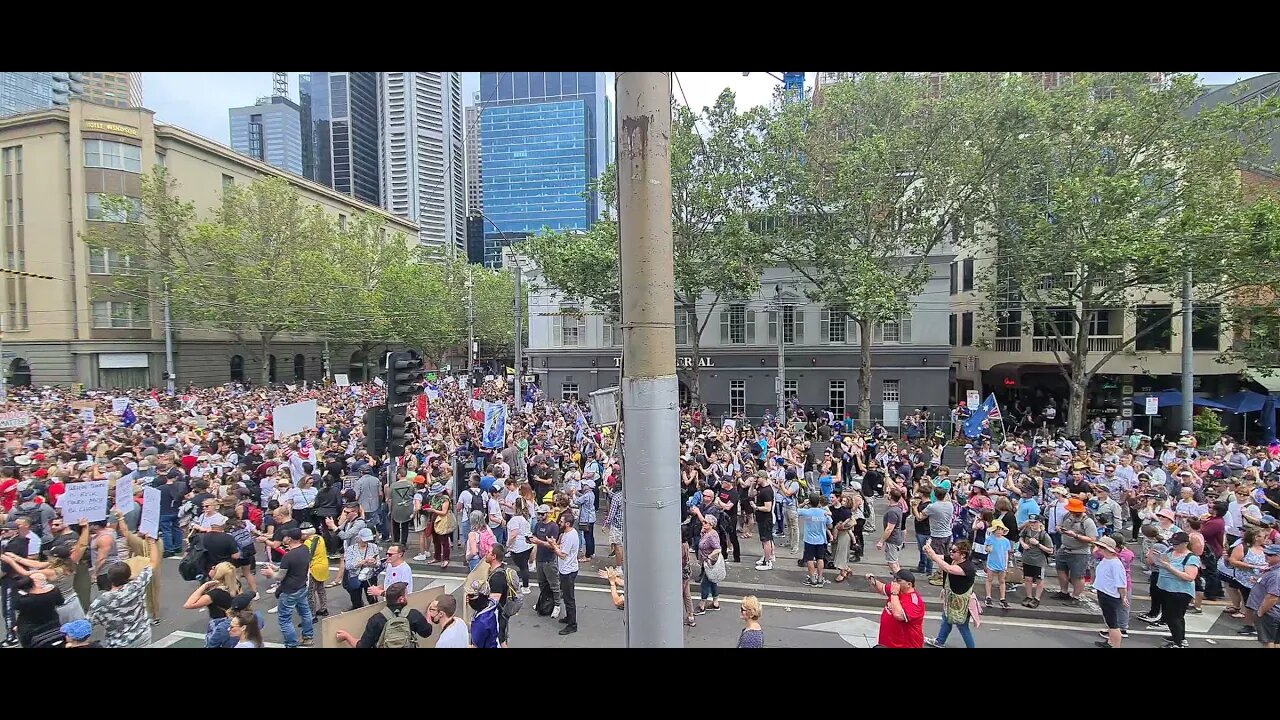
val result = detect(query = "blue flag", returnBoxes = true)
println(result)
[963,394,1001,438]
[482,402,507,450]
[574,407,588,446]
[122,405,137,428]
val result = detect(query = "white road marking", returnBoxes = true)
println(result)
[149,629,285,648]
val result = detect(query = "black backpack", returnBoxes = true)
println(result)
[469,490,487,515]
[179,542,211,582]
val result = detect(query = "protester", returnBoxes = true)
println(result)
[550,510,580,635]
[260,527,315,648]
[924,539,978,648]
[868,569,926,648]
[429,593,468,648]
[335,581,432,648]
[1091,535,1129,648]
[86,534,161,648]
[736,595,764,648]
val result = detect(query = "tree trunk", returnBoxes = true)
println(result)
[858,318,873,427]
[1066,367,1088,440]
[361,342,374,383]
[259,334,273,386]
[688,322,703,410]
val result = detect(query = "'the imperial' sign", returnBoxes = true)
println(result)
[611,357,714,368]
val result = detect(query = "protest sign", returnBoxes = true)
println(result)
[140,487,161,538]
[0,411,33,430]
[145,398,160,409]
[80,408,95,424]
[374,376,385,387]
[59,480,109,523]
[115,471,137,513]
[722,418,737,432]
[334,374,350,387]
[273,400,318,439]
[112,398,131,415]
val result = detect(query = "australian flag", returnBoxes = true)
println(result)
[121,405,137,428]
[963,394,1002,439]
[574,407,589,446]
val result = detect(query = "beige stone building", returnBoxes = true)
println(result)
[0,99,418,389]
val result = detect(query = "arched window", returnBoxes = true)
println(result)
[229,355,245,382]
[293,353,306,381]
[268,354,278,384]
[8,358,32,388]
[349,350,367,383]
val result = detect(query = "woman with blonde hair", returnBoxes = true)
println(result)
[736,595,764,647]
[831,494,856,582]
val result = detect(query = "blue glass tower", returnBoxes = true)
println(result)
[478,72,610,268]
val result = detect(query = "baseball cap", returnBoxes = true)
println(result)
[892,569,916,584]
[1169,531,1191,546]
[60,619,93,641]
[536,504,551,516]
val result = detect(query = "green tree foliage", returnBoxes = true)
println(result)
[522,89,763,403]
[756,72,1024,424]
[974,72,1280,434]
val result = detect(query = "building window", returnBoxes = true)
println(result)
[562,383,579,401]
[230,355,245,382]
[783,379,798,401]
[248,114,264,161]
[962,258,974,291]
[91,301,148,329]
[222,174,234,190]
[338,214,348,231]
[87,247,132,275]
[86,194,142,223]
[674,308,695,345]
[552,305,585,347]
[949,314,957,347]
[769,305,804,345]
[720,304,755,345]
[882,379,901,404]
[1135,305,1173,351]
[876,313,913,343]
[962,312,974,346]
[950,262,958,295]
[822,308,851,343]
[293,354,306,381]
[1192,305,1221,351]
[83,139,142,173]
[729,380,746,415]
[603,313,622,346]
[829,380,846,417]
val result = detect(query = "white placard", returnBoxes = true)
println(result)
[373,377,385,388]
[722,418,737,432]
[0,411,33,430]
[58,480,109,523]
[273,399,318,439]
[112,398,131,415]
[140,486,161,538]
[115,471,137,513]
[1144,397,1159,416]
[966,390,981,408]
[523,402,534,414]
[470,399,483,411]
[285,384,297,392]
[145,398,160,409]
[80,408,95,424]
[334,374,350,387]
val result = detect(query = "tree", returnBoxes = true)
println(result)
[468,263,521,359]
[382,255,465,364]
[974,72,1280,435]
[755,73,1025,425]
[177,178,337,385]
[522,89,763,405]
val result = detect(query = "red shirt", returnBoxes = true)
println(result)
[47,481,66,506]
[0,479,17,512]
[878,586,926,648]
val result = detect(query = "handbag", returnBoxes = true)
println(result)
[705,556,727,584]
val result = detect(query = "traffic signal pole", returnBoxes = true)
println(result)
[616,72,682,648]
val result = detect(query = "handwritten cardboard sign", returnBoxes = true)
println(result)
[58,480,109,523]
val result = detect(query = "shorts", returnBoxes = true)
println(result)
[1257,613,1280,645]
[609,528,624,546]
[233,552,257,571]
[802,542,827,563]
[755,513,774,542]
[1022,564,1043,580]
[929,537,949,556]
[885,542,903,565]
[1055,553,1089,580]
[1099,592,1124,629]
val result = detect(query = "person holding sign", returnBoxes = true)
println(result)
[87,533,161,648]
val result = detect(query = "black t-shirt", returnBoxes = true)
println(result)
[487,564,508,599]
[533,520,560,564]
[269,520,299,560]
[157,482,183,515]
[200,531,239,566]
[946,559,977,595]
[1,536,30,580]
[189,492,215,516]
[1065,478,1091,496]
[15,588,63,635]
[914,500,932,534]
[754,485,774,520]
[356,607,432,648]
[830,505,852,528]
[275,544,311,596]
[206,588,233,620]
[717,487,739,516]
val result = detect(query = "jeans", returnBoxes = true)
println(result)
[535,559,561,614]
[916,532,933,573]
[1160,591,1192,644]
[560,571,578,628]
[492,524,507,547]
[699,574,719,602]
[276,586,314,648]
[459,517,471,547]
[159,515,182,555]
[580,523,595,558]
[936,618,976,648]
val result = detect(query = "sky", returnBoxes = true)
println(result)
[143,71,1273,148]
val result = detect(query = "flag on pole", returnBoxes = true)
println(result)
[963,394,1003,439]
[121,405,137,428]
[416,394,428,422]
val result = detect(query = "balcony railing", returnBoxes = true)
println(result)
[1031,335,1124,353]
[992,338,1021,352]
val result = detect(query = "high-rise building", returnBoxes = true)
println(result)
[477,72,610,268]
[78,72,143,108]
[302,72,381,206]
[299,74,316,181]
[228,96,304,176]
[464,104,482,215]
[379,73,466,254]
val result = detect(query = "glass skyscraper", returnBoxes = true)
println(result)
[228,96,304,176]
[478,72,610,267]
[302,72,382,206]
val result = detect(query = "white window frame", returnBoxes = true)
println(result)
[829,380,846,416]
[561,384,579,401]
[87,247,132,275]
[783,379,798,400]
[83,139,142,173]
[721,304,754,345]
[602,313,622,347]
[674,308,695,346]
[91,301,149,329]
[552,307,585,347]
[875,313,913,344]
[729,379,746,415]
[86,194,142,223]
[882,379,901,403]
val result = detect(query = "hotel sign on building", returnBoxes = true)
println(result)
[82,120,139,137]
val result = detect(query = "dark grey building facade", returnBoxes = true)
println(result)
[302,71,381,206]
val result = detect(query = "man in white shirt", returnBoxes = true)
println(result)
[550,510,580,635]
[369,543,413,598]
[1092,536,1129,648]
[429,594,469,648]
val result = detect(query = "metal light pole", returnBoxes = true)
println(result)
[1180,268,1194,432]
[775,284,786,422]
[163,277,176,396]
[513,260,523,403]
[616,71,682,648]
[466,266,475,375]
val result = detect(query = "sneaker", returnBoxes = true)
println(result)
[755,558,768,567]
[693,607,707,616]
[1094,640,1113,648]
[1120,629,1129,638]
[985,596,994,608]
[1062,597,1082,607]
[1022,597,1035,608]
[150,617,162,626]
[803,576,816,586]
[1050,591,1071,601]
[1000,599,1010,610]
[299,636,314,647]
[756,562,772,571]
[924,637,944,648]
[975,569,988,579]
[1140,615,1164,625]
[0,637,18,648]
[558,616,570,624]
[253,592,261,601]
[816,578,826,588]
[413,553,428,561]
[1030,598,1041,608]
[1097,630,1112,639]
[268,606,278,614]
[1188,606,1203,615]
[521,586,532,595]
[267,583,280,594]
[551,605,561,620]
[558,625,578,635]
[1237,626,1257,636]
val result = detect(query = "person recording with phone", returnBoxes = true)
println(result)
[866,569,926,648]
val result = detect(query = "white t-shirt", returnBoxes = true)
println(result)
[194,512,229,531]
[435,618,469,648]
[25,533,41,557]
[556,527,580,575]
[383,561,413,593]
[1093,556,1127,599]
[507,515,532,554]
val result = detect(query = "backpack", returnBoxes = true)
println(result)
[376,607,417,648]
[389,482,415,524]
[179,542,211,582]
[469,490,487,515]
[492,565,523,616]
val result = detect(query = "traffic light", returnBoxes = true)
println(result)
[384,350,425,459]
[363,406,388,458]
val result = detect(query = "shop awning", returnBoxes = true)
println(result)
[1132,391,1233,411]
[1216,390,1270,413]
[1245,368,1280,394]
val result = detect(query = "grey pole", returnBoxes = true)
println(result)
[616,71,682,648]
[775,284,786,422]
[163,277,176,396]
[1180,267,1194,433]
[467,266,476,375]
[513,260,523,403]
